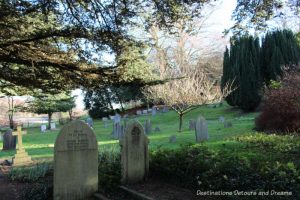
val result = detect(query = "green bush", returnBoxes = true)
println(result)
[98,150,121,192]
[20,182,52,200]
[8,163,52,182]
[150,144,300,199]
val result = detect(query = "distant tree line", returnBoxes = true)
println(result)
[221,30,300,111]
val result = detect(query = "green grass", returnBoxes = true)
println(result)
[0,103,258,161]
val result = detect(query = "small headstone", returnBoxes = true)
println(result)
[224,121,233,128]
[123,114,129,118]
[144,119,152,134]
[142,110,148,115]
[151,107,157,116]
[189,119,196,131]
[162,106,169,113]
[86,117,93,129]
[195,116,209,142]
[136,110,142,115]
[120,121,149,184]
[219,116,225,123]
[102,117,108,121]
[112,122,123,139]
[147,109,152,112]
[102,117,108,128]
[169,135,177,143]
[54,120,98,200]
[154,126,161,132]
[50,122,57,130]
[41,125,47,133]
[2,129,16,150]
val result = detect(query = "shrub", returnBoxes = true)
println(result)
[256,73,300,134]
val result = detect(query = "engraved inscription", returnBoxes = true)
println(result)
[67,129,89,150]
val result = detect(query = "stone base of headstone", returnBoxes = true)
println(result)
[13,149,33,166]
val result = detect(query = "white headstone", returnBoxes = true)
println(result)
[136,110,142,115]
[41,125,47,133]
[114,114,121,124]
[142,110,148,115]
[50,122,56,130]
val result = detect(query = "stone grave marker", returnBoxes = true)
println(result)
[54,120,98,200]
[41,125,47,133]
[154,126,161,132]
[142,110,148,115]
[102,117,108,128]
[50,122,57,130]
[114,114,121,124]
[2,129,16,150]
[195,116,209,142]
[224,121,233,128]
[189,119,196,131]
[162,106,169,113]
[136,110,142,115]
[120,121,149,184]
[12,126,33,166]
[169,135,177,143]
[151,106,157,116]
[144,119,152,135]
[219,116,225,123]
[109,115,115,120]
[0,133,2,141]
[86,118,93,129]
[112,122,123,139]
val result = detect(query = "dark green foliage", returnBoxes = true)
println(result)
[261,30,300,84]
[221,36,262,111]
[98,151,121,192]
[150,142,300,199]
[20,182,52,200]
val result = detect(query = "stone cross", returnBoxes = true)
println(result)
[12,126,33,166]
[120,121,149,184]
[54,120,98,200]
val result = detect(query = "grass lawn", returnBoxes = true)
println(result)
[0,103,258,161]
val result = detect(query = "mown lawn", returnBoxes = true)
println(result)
[0,103,258,161]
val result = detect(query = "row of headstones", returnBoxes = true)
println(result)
[54,120,149,200]
[112,119,160,139]
[41,122,57,132]
[136,106,169,116]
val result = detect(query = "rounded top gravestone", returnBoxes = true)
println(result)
[54,120,98,200]
[120,120,149,184]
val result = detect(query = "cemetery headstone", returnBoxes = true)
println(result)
[162,106,169,113]
[102,117,108,128]
[195,116,209,142]
[86,118,94,129]
[189,119,196,131]
[151,106,157,116]
[144,119,152,135]
[169,135,177,143]
[142,110,148,115]
[2,129,16,150]
[41,125,47,133]
[224,121,233,128]
[112,122,123,139]
[114,114,121,124]
[109,115,115,120]
[123,114,129,118]
[50,122,57,130]
[154,126,161,132]
[219,116,225,123]
[120,121,149,184]
[0,133,3,141]
[54,120,98,200]
[136,110,142,115]
[12,126,33,166]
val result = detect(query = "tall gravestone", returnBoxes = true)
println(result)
[2,129,16,150]
[195,116,209,142]
[54,120,98,200]
[144,119,152,135]
[189,119,196,131]
[151,106,157,116]
[120,121,149,184]
[112,122,123,139]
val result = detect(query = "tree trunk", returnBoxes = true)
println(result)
[179,113,183,132]
[48,113,52,129]
[68,109,73,121]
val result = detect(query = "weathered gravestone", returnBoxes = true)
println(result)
[12,126,33,166]
[162,106,169,113]
[219,116,225,123]
[144,119,152,135]
[136,110,142,115]
[142,110,148,115]
[54,120,98,200]
[41,125,47,133]
[0,133,3,141]
[120,121,149,184]
[151,107,157,116]
[189,119,196,131]
[114,114,121,124]
[112,122,123,139]
[169,135,177,143]
[50,122,57,130]
[154,126,161,132]
[195,116,209,142]
[2,129,16,150]
[102,117,108,128]
[86,118,93,129]
[224,121,233,128]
